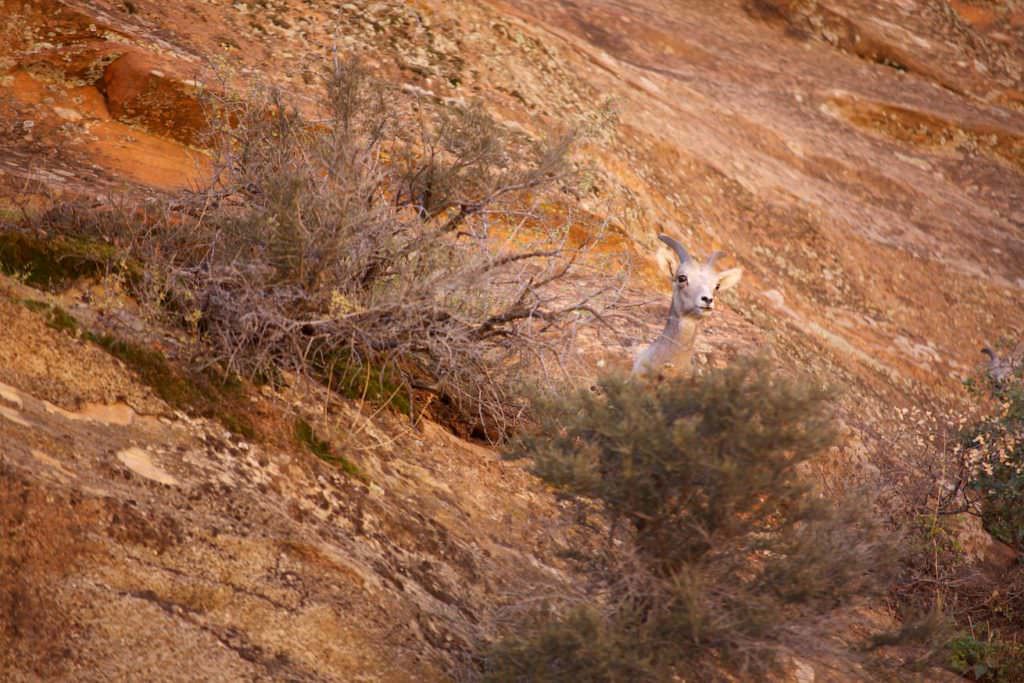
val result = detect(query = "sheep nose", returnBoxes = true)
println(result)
[701,295,713,305]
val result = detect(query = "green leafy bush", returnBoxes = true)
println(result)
[961,349,1024,549]
[949,632,1024,682]
[889,343,1024,680]
[492,358,898,680]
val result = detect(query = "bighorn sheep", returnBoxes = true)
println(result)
[981,345,1017,386]
[632,234,743,377]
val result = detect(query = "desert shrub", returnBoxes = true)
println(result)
[518,358,843,570]
[54,56,619,438]
[883,342,1024,677]
[949,630,1024,682]
[485,605,655,682]
[491,358,898,680]
[959,345,1024,550]
[930,342,1024,678]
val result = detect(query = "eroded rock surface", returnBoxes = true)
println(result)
[0,287,596,680]
[1,0,1022,679]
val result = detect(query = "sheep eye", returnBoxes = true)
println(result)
[676,274,688,285]
[715,283,720,291]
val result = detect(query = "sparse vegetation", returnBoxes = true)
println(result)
[19,299,78,334]
[491,358,898,681]
[40,56,620,438]
[44,304,78,335]
[13,296,259,438]
[315,351,412,416]
[294,417,331,459]
[485,605,654,682]
[888,341,1024,679]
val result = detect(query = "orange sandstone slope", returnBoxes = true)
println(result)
[482,0,1024,382]
[467,0,1024,475]
[3,0,1020,402]
[1,0,1024,679]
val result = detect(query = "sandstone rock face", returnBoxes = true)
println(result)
[1,0,1023,679]
[949,512,1019,572]
[101,50,207,147]
[0,0,210,192]
[0,286,595,680]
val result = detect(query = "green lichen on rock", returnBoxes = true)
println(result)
[0,231,128,291]
[294,417,368,481]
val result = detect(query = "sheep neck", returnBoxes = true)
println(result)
[659,309,700,367]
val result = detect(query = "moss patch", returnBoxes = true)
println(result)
[19,298,51,314]
[20,299,81,336]
[46,305,80,335]
[18,299,257,437]
[294,417,367,481]
[88,333,258,439]
[0,231,140,291]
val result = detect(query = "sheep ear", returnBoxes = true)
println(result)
[654,246,677,279]
[716,267,743,291]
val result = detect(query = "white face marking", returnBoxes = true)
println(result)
[672,260,721,317]
[657,234,742,319]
